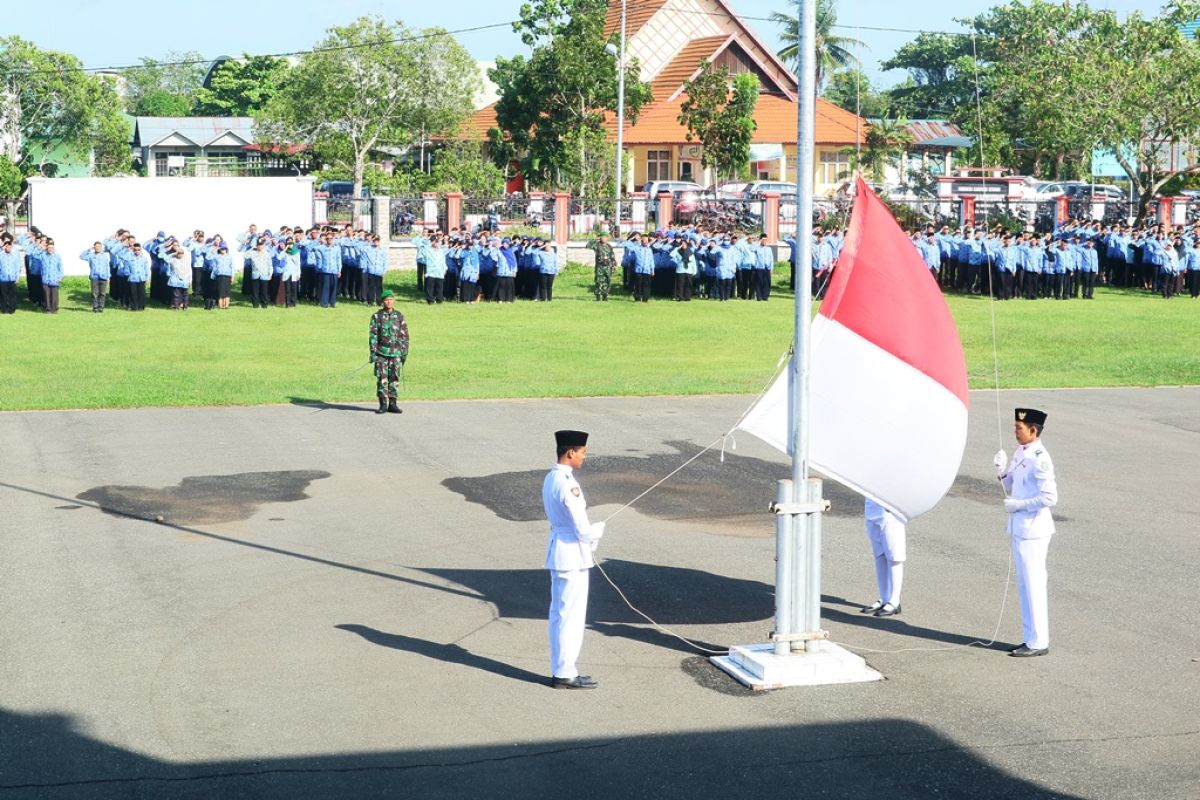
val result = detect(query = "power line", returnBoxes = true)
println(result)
[4,20,519,77]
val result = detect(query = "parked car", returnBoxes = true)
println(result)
[1034,181,1126,202]
[317,180,372,199]
[741,180,798,199]
[643,180,703,198]
[705,181,751,199]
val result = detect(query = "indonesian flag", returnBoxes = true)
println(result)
[737,178,968,522]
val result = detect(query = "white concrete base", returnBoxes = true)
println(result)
[711,642,882,690]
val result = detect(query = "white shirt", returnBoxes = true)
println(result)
[1001,440,1058,539]
[542,464,603,571]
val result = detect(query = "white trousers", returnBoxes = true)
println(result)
[867,515,906,606]
[1013,536,1052,649]
[548,568,590,679]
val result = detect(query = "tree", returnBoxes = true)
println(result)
[881,33,977,120]
[121,51,207,115]
[0,36,129,174]
[135,88,193,117]
[772,0,864,91]
[193,56,289,117]
[488,0,651,195]
[842,114,913,183]
[430,140,506,195]
[258,17,478,198]
[823,68,890,118]
[677,65,759,182]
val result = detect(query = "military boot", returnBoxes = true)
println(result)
[376,395,387,414]
[387,399,402,414]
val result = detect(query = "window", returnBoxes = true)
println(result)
[647,150,672,183]
[819,151,850,185]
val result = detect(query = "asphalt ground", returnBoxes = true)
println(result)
[1,388,1197,799]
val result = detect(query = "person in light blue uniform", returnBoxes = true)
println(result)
[1078,239,1099,299]
[423,237,447,304]
[497,238,518,302]
[126,241,152,311]
[37,239,63,313]
[919,232,941,278]
[1050,239,1073,300]
[0,235,21,313]
[314,232,342,308]
[360,236,387,306]
[79,242,112,312]
[734,234,754,300]
[715,238,737,301]
[630,234,655,302]
[811,232,833,299]
[536,240,560,302]
[22,232,46,309]
[1023,237,1045,300]
[1160,237,1181,299]
[279,238,303,308]
[459,238,481,303]
[752,234,774,301]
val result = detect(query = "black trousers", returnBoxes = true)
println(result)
[318,273,338,307]
[362,273,382,305]
[753,269,772,300]
[673,272,693,301]
[719,277,735,301]
[27,273,43,307]
[128,281,146,310]
[300,266,316,301]
[1000,271,1014,300]
[481,272,498,301]
[1081,272,1096,299]
[459,279,478,302]
[444,270,459,303]
[736,269,752,299]
[539,273,556,302]
[633,273,652,302]
[1187,270,1200,298]
[41,284,59,313]
[284,279,298,307]
[111,274,127,307]
[0,280,18,313]
[172,286,189,309]
[251,279,270,307]
[416,261,426,287]
[497,276,515,302]
[424,276,444,304]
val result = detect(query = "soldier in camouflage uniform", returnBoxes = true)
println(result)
[588,233,615,301]
[369,290,411,414]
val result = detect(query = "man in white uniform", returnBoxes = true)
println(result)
[993,407,1058,657]
[543,430,605,689]
[861,498,905,617]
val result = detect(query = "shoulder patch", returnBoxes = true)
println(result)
[1034,449,1044,457]
[570,487,581,497]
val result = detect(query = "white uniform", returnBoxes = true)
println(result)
[1001,440,1058,649]
[865,499,906,607]
[542,464,604,680]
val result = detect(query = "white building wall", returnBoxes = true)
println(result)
[27,176,315,276]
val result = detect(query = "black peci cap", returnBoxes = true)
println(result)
[1015,408,1047,428]
[555,430,589,449]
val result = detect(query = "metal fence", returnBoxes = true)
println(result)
[321,198,374,230]
[389,197,428,236]
[671,195,764,233]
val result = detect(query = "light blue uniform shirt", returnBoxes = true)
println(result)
[80,249,112,280]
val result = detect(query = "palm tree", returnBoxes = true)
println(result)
[771,0,864,92]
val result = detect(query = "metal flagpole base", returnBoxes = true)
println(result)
[710,643,882,690]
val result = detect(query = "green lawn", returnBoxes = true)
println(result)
[1,266,1196,411]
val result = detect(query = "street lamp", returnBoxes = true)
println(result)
[605,0,627,234]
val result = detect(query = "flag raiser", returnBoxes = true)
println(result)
[737,178,969,522]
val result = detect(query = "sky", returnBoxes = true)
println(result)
[3,0,1168,90]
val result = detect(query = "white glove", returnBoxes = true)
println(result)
[1004,498,1024,513]
[993,449,1008,478]
[590,521,606,539]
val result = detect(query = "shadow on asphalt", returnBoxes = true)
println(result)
[0,707,1090,799]
[334,624,547,686]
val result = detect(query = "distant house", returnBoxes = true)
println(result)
[468,0,866,195]
[132,116,296,177]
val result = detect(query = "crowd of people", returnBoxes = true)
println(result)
[906,218,1200,300]
[0,223,390,314]
[5,213,1197,316]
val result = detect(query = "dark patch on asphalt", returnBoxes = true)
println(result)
[680,655,760,696]
[1154,415,1200,435]
[76,471,331,526]
[946,473,1003,504]
[443,441,869,535]
[55,505,82,510]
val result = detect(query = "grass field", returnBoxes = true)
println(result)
[1,265,1196,411]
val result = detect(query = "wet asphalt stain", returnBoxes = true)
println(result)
[444,441,1009,534]
[1154,415,1200,435]
[445,441,861,536]
[76,470,331,526]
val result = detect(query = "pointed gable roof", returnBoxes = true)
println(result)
[604,0,669,39]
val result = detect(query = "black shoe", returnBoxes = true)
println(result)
[376,400,387,414]
[1009,645,1049,658]
[860,601,883,614]
[873,603,901,617]
[1007,643,1026,653]
[551,675,598,690]
[387,401,402,414]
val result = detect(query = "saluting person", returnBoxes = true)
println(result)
[993,407,1058,658]
[543,429,605,689]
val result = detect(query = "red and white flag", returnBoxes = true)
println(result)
[737,178,968,522]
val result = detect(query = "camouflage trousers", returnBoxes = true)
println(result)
[595,265,612,300]
[374,357,402,399]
